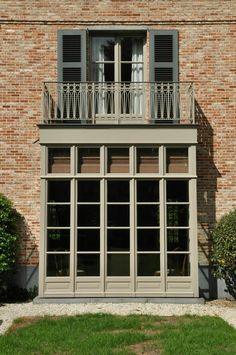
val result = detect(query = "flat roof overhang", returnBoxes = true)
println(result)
[38,124,198,145]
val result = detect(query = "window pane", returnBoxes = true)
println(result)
[137,254,160,276]
[137,148,159,173]
[92,63,115,82]
[107,180,129,202]
[107,205,129,227]
[167,254,190,276]
[137,205,159,226]
[166,148,188,173]
[137,230,160,251]
[137,180,159,202]
[121,63,143,82]
[107,229,130,252]
[92,37,115,61]
[167,205,189,227]
[78,148,100,173]
[47,229,70,252]
[48,148,70,174]
[167,229,189,251]
[47,205,70,227]
[107,254,130,276]
[47,254,69,277]
[48,181,70,202]
[77,254,100,276]
[107,148,129,173]
[77,180,100,202]
[77,229,100,252]
[121,37,143,62]
[77,205,100,227]
[167,181,189,202]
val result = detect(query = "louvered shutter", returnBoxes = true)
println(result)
[58,30,86,82]
[150,30,178,82]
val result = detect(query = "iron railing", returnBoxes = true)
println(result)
[43,82,195,124]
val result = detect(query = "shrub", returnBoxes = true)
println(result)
[211,209,236,299]
[0,193,18,294]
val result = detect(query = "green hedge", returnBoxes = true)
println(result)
[0,193,18,290]
[211,209,236,299]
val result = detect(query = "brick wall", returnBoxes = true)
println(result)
[1,1,236,268]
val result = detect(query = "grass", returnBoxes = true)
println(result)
[0,314,235,354]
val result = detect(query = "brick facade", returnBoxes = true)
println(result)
[1,1,236,295]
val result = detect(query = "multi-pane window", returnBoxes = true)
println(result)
[137,180,160,276]
[45,144,193,280]
[46,180,70,276]
[166,180,190,276]
[77,180,100,276]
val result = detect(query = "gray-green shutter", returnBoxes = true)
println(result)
[150,30,178,82]
[58,30,86,82]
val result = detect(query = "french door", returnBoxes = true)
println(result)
[91,36,144,117]
[76,178,161,296]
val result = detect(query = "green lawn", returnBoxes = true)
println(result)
[0,314,235,355]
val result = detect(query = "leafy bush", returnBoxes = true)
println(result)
[0,193,18,295]
[211,209,236,299]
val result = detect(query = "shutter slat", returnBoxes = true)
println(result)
[155,35,173,62]
[63,68,81,82]
[63,35,81,62]
[155,68,173,82]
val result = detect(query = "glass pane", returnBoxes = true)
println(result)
[137,180,159,202]
[167,181,189,202]
[47,205,70,227]
[92,63,114,82]
[107,180,129,202]
[107,205,129,227]
[77,254,100,276]
[107,254,130,276]
[48,181,70,203]
[78,180,100,202]
[167,205,189,227]
[137,254,160,276]
[77,229,100,252]
[47,229,70,252]
[166,148,188,173]
[121,63,143,82]
[47,254,69,277]
[167,254,190,276]
[137,148,159,173]
[121,63,131,82]
[92,37,115,61]
[107,148,129,173]
[48,148,70,174]
[78,148,100,173]
[137,205,159,226]
[121,37,143,62]
[107,229,130,252]
[77,205,100,227]
[167,229,189,251]
[137,230,160,251]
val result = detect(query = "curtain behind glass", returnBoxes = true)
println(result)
[92,38,106,114]
[131,39,143,115]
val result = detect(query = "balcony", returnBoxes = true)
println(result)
[42,82,195,125]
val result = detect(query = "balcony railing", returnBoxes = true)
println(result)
[42,82,195,124]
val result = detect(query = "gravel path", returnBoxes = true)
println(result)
[0,302,236,335]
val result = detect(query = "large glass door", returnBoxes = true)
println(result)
[91,36,144,117]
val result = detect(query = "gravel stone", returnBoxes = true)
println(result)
[0,302,236,335]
